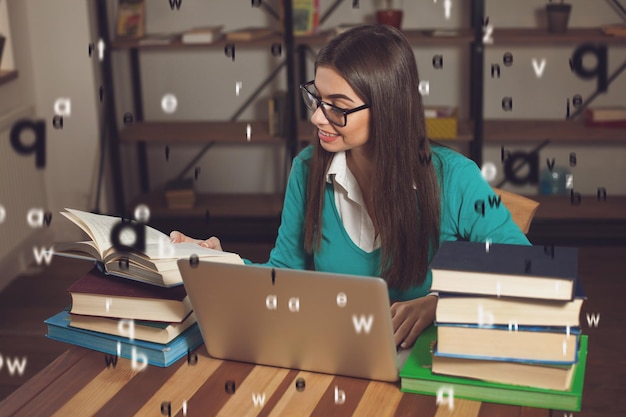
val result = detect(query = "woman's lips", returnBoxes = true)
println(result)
[318,129,339,143]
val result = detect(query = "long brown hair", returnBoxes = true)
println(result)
[303,25,440,291]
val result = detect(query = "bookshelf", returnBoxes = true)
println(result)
[96,0,626,248]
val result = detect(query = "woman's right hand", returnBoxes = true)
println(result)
[169,231,223,251]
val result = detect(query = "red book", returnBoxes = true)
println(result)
[67,267,191,322]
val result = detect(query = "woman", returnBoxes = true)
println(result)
[171,25,530,349]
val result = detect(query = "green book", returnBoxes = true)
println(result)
[399,325,587,411]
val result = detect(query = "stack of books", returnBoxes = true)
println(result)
[46,208,245,367]
[45,267,202,367]
[165,178,196,210]
[400,241,588,412]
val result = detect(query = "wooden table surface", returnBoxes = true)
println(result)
[0,345,550,417]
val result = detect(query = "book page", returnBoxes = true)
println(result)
[142,241,240,260]
[63,209,169,255]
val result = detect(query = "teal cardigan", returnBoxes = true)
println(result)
[246,145,530,301]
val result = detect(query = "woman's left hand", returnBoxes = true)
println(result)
[390,294,437,349]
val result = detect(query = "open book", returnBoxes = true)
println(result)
[53,208,243,287]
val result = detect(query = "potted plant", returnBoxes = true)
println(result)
[546,0,571,33]
[375,0,403,30]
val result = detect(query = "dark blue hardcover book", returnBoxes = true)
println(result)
[44,310,203,367]
[430,241,578,300]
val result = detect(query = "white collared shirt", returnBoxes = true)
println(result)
[326,151,380,253]
[326,152,438,297]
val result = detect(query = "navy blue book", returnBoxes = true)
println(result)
[430,241,578,300]
[435,323,581,364]
[44,310,203,367]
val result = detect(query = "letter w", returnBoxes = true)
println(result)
[487,194,502,208]
[586,313,600,328]
[5,356,27,376]
[168,0,182,9]
[418,152,432,165]
[252,393,266,407]
[32,246,54,265]
[104,354,118,368]
[352,315,374,334]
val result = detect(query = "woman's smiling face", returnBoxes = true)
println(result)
[310,66,371,154]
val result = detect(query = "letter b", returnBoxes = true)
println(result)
[334,386,346,404]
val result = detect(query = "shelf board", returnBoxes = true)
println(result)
[111,34,285,50]
[490,28,626,45]
[133,192,284,219]
[111,28,476,50]
[483,119,626,142]
[119,120,318,144]
[0,70,18,86]
[532,194,626,220]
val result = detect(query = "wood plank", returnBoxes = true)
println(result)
[267,371,332,417]
[532,195,626,220]
[491,28,626,45]
[174,359,256,417]
[51,358,139,417]
[0,348,88,416]
[351,380,404,416]
[7,348,106,417]
[119,121,317,144]
[484,120,626,142]
[434,398,481,417]
[215,366,293,417]
[134,354,223,417]
[133,192,285,219]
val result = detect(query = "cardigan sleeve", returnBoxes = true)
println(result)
[440,151,531,246]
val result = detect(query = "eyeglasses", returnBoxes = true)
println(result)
[299,80,369,127]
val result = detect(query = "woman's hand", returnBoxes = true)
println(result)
[169,231,223,251]
[390,294,437,349]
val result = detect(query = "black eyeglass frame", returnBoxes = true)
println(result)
[300,80,370,127]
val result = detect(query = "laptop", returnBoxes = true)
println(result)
[178,260,408,382]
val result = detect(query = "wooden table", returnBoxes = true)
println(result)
[0,345,550,417]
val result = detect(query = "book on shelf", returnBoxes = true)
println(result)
[225,27,276,41]
[165,178,196,209]
[181,25,224,44]
[435,323,580,363]
[584,107,626,128]
[601,24,626,36]
[70,312,197,345]
[53,208,243,287]
[45,309,203,368]
[138,32,181,46]
[67,267,192,323]
[400,325,587,411]
[116,0,145,39]
[283,0,320,36]
[435,276,586,326]
[429,241,578,300]
[268,91,287,137]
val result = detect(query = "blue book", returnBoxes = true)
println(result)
[44,310,203,367]
[435,323,580,364]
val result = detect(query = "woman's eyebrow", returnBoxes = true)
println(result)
[314,84,355,103]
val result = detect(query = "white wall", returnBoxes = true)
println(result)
[1,0,103,253]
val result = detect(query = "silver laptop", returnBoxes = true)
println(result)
[178,260,404,382]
